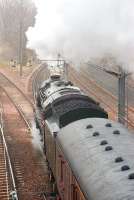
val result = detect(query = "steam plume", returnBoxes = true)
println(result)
[27,0,134,71]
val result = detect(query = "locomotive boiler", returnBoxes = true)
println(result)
[35,74,134,200]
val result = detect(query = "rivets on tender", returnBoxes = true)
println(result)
[92,132,100,137]
[86,124,93,129]
[128,173,134,180]
[113,130,120,135]
[100,140,108,145]
[105,123,112,127]
[121,165,130,171]
[115,157,124,163]
[105,146,113,151]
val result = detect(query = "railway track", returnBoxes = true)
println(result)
[0,68,53,200]
[0,129,9,200]
[0,97,18,200]
[0,86,51,200]
[0,72,34,127]
[0,86,32,199]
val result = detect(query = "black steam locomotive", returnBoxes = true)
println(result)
[35,74,134,200]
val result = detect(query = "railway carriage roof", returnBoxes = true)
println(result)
[57,118,134,200]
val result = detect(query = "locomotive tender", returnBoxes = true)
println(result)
[35,74,134,200]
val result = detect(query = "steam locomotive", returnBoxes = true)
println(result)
[35,74,134,200]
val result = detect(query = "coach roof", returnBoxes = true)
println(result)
[57,118,134,200]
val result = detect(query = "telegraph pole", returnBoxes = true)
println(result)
[104,66,127,125]
[57,53,61,67]
[87,62,127,125]
[19,0,23,76]
[118,67,126,124]
[64,61,68,81]
[104,67,126,125]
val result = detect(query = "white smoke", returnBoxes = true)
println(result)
[31,120,43,152]
[27,0,134,71]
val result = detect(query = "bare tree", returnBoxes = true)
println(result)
[0,0,36,61]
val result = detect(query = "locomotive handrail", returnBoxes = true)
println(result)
[0,102,19,200]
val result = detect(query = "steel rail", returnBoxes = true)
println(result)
[0,71,34,108]
[0,102,9,200]
[0,102,19,200]
[14,103,32,133]
[0,86,32,133]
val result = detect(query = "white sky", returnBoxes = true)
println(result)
[27,0,134,70]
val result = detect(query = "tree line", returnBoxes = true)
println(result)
[0,0,36,63]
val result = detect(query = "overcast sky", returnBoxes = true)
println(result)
[27,0,134,70]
